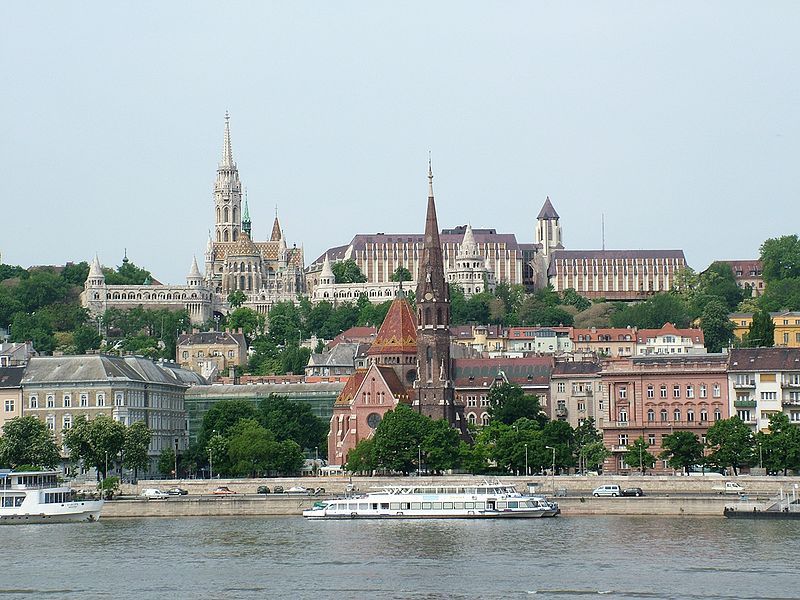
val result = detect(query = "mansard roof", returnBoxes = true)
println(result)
[729,348,800,371]
[368,297,417,356]
[177,331,246,348]
[552,361,602,377]
[310,229,521,268]
[548,249,687,277]
[452,356,554,387]
[22,355,205,387]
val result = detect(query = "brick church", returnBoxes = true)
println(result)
[328,163,465,465]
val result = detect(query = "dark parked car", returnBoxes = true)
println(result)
[621,487,645,497]
[257,486,271,494]
[273,485,284,494]
[166,487,188,496]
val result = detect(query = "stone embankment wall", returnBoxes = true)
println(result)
[94,474,800,519]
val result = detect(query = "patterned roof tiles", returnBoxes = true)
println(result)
[367,297,417,356]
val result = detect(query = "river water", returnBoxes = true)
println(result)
[3,516,798,599]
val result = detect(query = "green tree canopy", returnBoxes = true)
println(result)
[759,412,800,475]
[103,259,152,285]
[659,431,704,474]
[372,404,435,474]
[197,399,259,449]
[699,299,735,353]
[227,289,247,308]
[258,394,327,454]
[390,266,413,282]
[331,259,367,283]
[705,416,754,475]
[760,235,800,282]
[345,438,376,474]
[227,307,265,343]
[157,447,177,478]
[745,309,775,347]
[610,293,690,329]
[624,436,656,475]
[64,414,127,479]
[123,421,152,476]
[487,383,546,426]
[759,277,800,312]
[0,416,61,469]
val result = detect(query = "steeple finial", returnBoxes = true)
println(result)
[221,111,234,167]
[427,152,434,198]
[242,189,252,237]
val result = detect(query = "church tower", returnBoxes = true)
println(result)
[535,196,562,258]
[214,112,242,244]
[414,160,455,424]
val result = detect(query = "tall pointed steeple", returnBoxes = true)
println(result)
[187,256,203,286]
[221,111,235,168]
[320,253,335,285]
[536,195,562,257]
[213,112,243,244]
[415,158,456,425]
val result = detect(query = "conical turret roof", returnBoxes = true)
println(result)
[227,231,260,257]
[88,254,104,279]
[537,196,559,219]
[188,256,202,278]
[320,253,334,281]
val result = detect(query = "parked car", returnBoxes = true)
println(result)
[140,488,170,499]
[592,484,621,497]
[257,486,271,494]
[166,487,188,496]
[273,485,284,494]
[712,481,745,495]
[621,487,645,497]
[286,486,308,494]
[212,486,237,495]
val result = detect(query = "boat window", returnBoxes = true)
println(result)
[390,503,401,510]
[497,502,507,509]
[348,503,358,510]
[432,502,442,510]
[508,501,519,508]
[454,502,464,509]
[477,488,488,495]
[411,502,421,510]
[358,503,368,510]
[475,502,485,509]
[413,488,423,494]
[443,502,453,510]
[372,503,379,510]
[446,488,458,494]
[422,502,432,510]
[401,503,410,510]
[381,503,389,509]
[465,502,474,509]
[464,488,477,495]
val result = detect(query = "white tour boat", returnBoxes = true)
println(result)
[303,481,559,519]
[0,470,104,524]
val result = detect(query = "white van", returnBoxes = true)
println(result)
[140,488,169,499]
[592,484,621,497]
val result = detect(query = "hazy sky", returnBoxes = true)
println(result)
[3,2,798,284]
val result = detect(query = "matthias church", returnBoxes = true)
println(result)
[82,114,305,325]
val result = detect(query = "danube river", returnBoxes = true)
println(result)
[4,516,798,599]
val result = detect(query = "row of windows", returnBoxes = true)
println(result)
[29,392,120,409]
[619,383,722,400]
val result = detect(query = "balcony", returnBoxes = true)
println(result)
[611,445,628,452]
[615,421,629,427]
[555,407,568,418]
[733,381,756,389]
[782,380,800,388]
[734,399,757,408]
[571,389,593,397]
[783,398,800,407]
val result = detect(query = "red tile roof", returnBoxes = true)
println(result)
[367,297,417,356]
[335,370,367,405]
[452,356,553,387]
[636,323,704,344]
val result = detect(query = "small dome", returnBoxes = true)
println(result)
[227,231,260,257]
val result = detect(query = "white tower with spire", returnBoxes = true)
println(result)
[535,196,562,258]
[214,112,242,244]
[186,256,203,287]
[447,224,495,297]
[319,253,335,286]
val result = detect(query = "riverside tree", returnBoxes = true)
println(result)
[486,382,546,427]
[624,437,656,475]
[0,416,61,469]
[659,431,704,475]
[63,415,127,479]
[704,417,754,475]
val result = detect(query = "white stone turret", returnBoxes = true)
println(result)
[86,254,105,287]
[448,224,494,297]
[536,196,562,257]
[320,253,335,286]
[187,256,203,287]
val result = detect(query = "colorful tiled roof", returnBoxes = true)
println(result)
[334,370,367,405]
[367,297,417,355]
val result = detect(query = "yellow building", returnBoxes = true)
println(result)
[0,367,24,432]
[730,311,800,347]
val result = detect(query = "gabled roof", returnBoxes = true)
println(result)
[177,331,247,348]
[334,364,412,407]
[367,297,417,356]
[335,370,367,405]
[636,323,704,344]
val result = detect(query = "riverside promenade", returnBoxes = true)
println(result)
[97,474,800,518]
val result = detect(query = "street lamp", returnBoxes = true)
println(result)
[524,443,529,477]
[174,438,179,480]
[545,445,556,497]
[314,446,319,477]
[418,444,422,476]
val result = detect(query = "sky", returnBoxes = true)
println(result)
[2,2,799,284]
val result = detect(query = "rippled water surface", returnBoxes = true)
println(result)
[3,516,798,599]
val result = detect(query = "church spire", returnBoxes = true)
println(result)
[415,158,456,426]
[270,213,282,241]
[221,111,235,168]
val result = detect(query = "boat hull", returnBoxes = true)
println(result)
[724,508,800,520]
[304,510,557,520]
[0,502,104,525]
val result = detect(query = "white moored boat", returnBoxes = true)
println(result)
[303,481,559,519]
[0,470,104,524]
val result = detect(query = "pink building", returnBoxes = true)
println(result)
[598,355,729,474]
